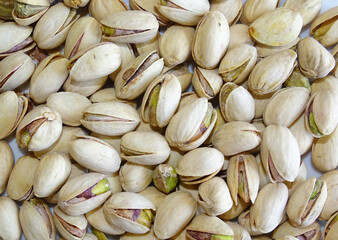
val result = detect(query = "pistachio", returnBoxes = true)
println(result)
[226,221,251,240]
[323,212,338,240]
[228,24,254,50]
[210,0,242,26]
[255,37,300,58]
[89,0,128,22]
[319,170,338,221]
[0,197,21,240]
[218,197,251,221]
[120,228,158,240]
[289,113,314,155]
[130,0,170,26]
[241,0,279,24]
[63,76,108,97]
[0,141,13,194]
[284,67,311,89]
[272,221,321,240]
[284,0,322,27]
[152,164,178,194]
[134,32,160,56]
[139,187,166,210]
[0,0,14,20]
[12,0,50,26]
[192,67,223,100]
[64,0,89,8]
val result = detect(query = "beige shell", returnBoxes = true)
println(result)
[130,0,170,26]
[109,43,136,81]
[289,113,314,155]
[238,210,263,236]
[64,0,90,8]
[91,132,121,155]
[285,161,308,197]
[252,91,274,119]
[63,76,108,97]
[204,107,226,145]
[241,0,279,24]
[134,32,160,56]
[218,197,251,221]
[139,187,166,210]
[312,74,338,94]
[0,197,21,240]
[272,221,321,240]
[192,67,223,100]
[119,162,153,192]
[226,221,251,240]
[0,141,13,194]
[256,37,300,58]
[284,0,322,27]
[319,170,338,221]
[228,24,254,50]
[12,0,49,26]
[323,212,338,240]
[89,0,128,22]
[210,0,242,26]
[120,228,158,240]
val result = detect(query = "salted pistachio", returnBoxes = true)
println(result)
[58,172,112,216]
[287,177,328,227]
[12,0,49,26]
[238,210,263,236]
[177,91,199,111]
[103,192,155,234]
[285,161,308,197]
[0,0,14,20]
[0,52,35,93]
[333,44,338,77]
[256,37,300,58]
[284,0,321,27]
[249,7,302,47]
[154,191,197,239]
[248,49,297,95]
[63,75,108,97]
[109,43,136,81]
[120,228,158,240]
[192,67,223,100]
[0,91,28,140]
[210,0,242,26]
[0,197,21,240]
[284,67,311,89]
[0,141,13,194]
[64,17,102,60]
[130,0,170,26]
[54,205,87,240]
[255,154,271,191]
[119,162,153,193]
[0,22,35,57]
[83,233,98,240]
[251,91,273,119]
[20,198,56,240]
[204,107,226,145]
[323,212,338,240]
[155,0,209,26]
[311,75,338,94]
[152,164,178,194]
[134,32,160,56]
[289,113,314,155]
[89,88,119,103]
[240,0,279,24]
[219,83,255,122]
[64,0,89,8]
[226,222,251,240]
[192,10,229,69]
[29,53,69,104]
[319,170,338,221]
[101,10,159,43]
[141,73,181,128]
[162,63,193,92]
[139,187,166,210]
[310,6,338,47]
[81,101,140,136]
[33,3,79,49]
[89,0,128,22]
[115,50,164,100]
[213,121,261,156]
[228,24,254,50]
[273,221,321,240]
[91,132,121,155]
[218,196,251,221]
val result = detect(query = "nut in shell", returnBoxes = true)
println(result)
[192,67,223,100]
[12,0,50,26]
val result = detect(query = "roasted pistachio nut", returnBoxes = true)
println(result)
[272,221,321,240]
[141,73,181,128]
[58,173,111,216]
[284,0,321,27]
[69,135,121,173]
[238,210,263,236]
[226,221,251,240]
[287,177,328,227]
[210,0,242,26]
[130,0,170,26]
[101,10,159,43]
[152,164,178,194]
[192,10,229,69]
[20,198,56,240]
[284,67,310,89]
[256,37,300,58]
[89,0,128,22]
[0,21,35,57]
[228,24,254,50]
[248,49,297,95]
[298,37,335,79]
[249,7,302,47]
[0,197,21,240]
[103,192,155,234]
[323,212,338,240]
[319,170,338,220]
[219,83,255,122]
[154,191,197,239]
[310,6,338,47]
[16,105,62,152]
[12,0,50,26]
[155,0,210,26]
[162,63,193,92]
[33,3,79,50]
[7,155,38,201]
[311,75,338,95]
[54,205,87,240]
[0,51,35,92]
[218,196,251,221]
[0,91,28,140]
[240,0,279,24]
[63,75,108,97]
[192,67,223,100]
[0,141,13,194]
[0,0,14,20]
[63,0,89,8]
[139,187,166,210]
[165,97,217,151]
[285,161,308,197]
[81,101,140,136]
[212,121,261,156]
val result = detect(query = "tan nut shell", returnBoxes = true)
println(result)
[0,197,21,240]
[319,170,338,221]
[228,24,254,50]
[120,228,158,240]
[139,187,166,210]
[12,0,49,26]
[286,161,308,197]
[289,113,314,155]
[240,0,279,24]
[323,212,338,240]
[130,0,170,26]
[0,141,13,194]
[256,37,300,58]
[89,0,128,22]
[210,0,242,26]
[109,43,136,81]
[226,221,251,240]
[63,76,108,97]
[218,197,251,221]
[192,67,223,100]
[272,221,321,240]
[284,0,322,27]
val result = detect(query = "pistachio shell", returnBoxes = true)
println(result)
[63,76,108,97]
[120,228,158,240]
[0,197,21,240]
[238,210,263,236]
[64,0,90,8]
[256,37,300,58]
[226,221,251,240]
[91,132,121,155]
[109,43,136,81]
[89,0,128,22]
[12,0,49,26]
[130,0,170,26]
[241,0,279,24]
[134,32,160,56]
[218,197,251,221]
[228,24,254,50]
[272,221,321,240]
[323,212,338,240]
[0,141,13,194]
[319,170,338,221]
[284,0,322,27]
[192,67,223,100]
[285,161,308,197]
[289,113,314,155]
[139,187,166,210]
[210,0,242,26]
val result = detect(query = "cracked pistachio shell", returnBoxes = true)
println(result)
[228,24,254,50]
[248,49,297,95]
[63,0,89,8]
[162,63,193,92]
[284,0,321,27]
[134,32,160,56]
[30,53,69,104]
[255,154,271,191]
[139,187,166,210]
[256,37,300,58]
[227,153,260,206]
[115,50,164,100]
[103,192,155,234]
[287,177,328,227]
[120,131,170,165]
[165,97,217,151]
[176,147,224,185]
[46,92,92,127]
[159,25,194,67]
[130,0,169,26]
[33,3,80,50]
[0,197,21,240]
[64,17,102,59]
[198,177,233,216]
[204,107,225,145]
[119,162,153,193]
[261,125,300,183]
[0,91,28,140]
[226,222,251,240]
[249,7,302,47]
[192,10,229,69]
[250,183,288,234]
[69,135,121,173]
[20,198,56,240]
[240,0,279,24]
[323,212,338,240]
[210,0,242,26]
[0,22,35,57]
[238,210,263,236]
[101,10,159,43]
[213,121,261,156]
[285,161,307,197]
[89,0,128,22]
[12,0,49,26]
[289,113,314,155]
[0,141,13,194]
[120,228,158,240]
[141,73,181,128]
[284,66,310,89]
[155,0,209,26]
[298,37,335,79]
[63,76,108,97]
[54,205,87,240]
[219,83,255,122]
[80,101,140,136]
[273,221,321,240]
[154,191,197,239]
[58,172,112,216]
[319,170,338,221]
[33,152,71,198]
[192,67,223,100]
[263,87,310,127]
[310,6,338,47]
[219,44,257,84]
[7,155,38,201]
[218,197,251,221]
[0,52,35,92]
[177,91,199,112]
[109,43,135,81]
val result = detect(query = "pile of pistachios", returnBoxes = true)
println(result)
[0,0,338,239]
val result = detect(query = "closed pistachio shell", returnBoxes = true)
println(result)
[210,0,242,26]
[228,24,254,50]
[241,0,279,24]
[0,141,13,194]
[130,0,170,26]
[0,197,21,240]
[323,212,338,240]
[289,113,314,155]
[12,0,50,26]
[273,221,321,240]
[119,162,153,192]
[284,0,322,27]
[319,170,338,221]
[63,76,108,97]
[192,67,223,100]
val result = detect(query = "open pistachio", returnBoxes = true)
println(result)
[0,197,21,240]
[273,221,321,240]
[323,212,338,240]
[12,0,50,26]
[290,113,314,155]
[63,75,108,97]
[0,0,14,20]
[210,0,242,26]
[218,197,251,221]
[284,0,322,27]
[89,0,128,22]
[0,141,13,194]
[284,67,310,89]
[63,0,89,8]
[139,187,166,210]
[228,24,254,50]
[319,170,338,221]
[152,164,178,194]
[130,0,169,26]
[192,67,223,100]
[240,0,279,24]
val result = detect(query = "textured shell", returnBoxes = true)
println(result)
[139,187,166,210]
[12,0,49,26]
[324,212,338,240]
[272,221,321,240]
[319,170,338,221]
[289,113,314,155]
[89,0,128,22]
[130,0,170,26]
[119,162,153,192]
[63,0,89,8]
[0,141,13,194]
[0,197,21,240]
[228,24,254,50]
[120,228,158,240]
[241,0,279,24]
[192,67,223,99]
[284,0,322,26]
[256,37,300,58]
[210,0,242,26]
[226,222,251,240]
[186,214,234,235]
[110,43,136,81]
[63,75,108,97]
